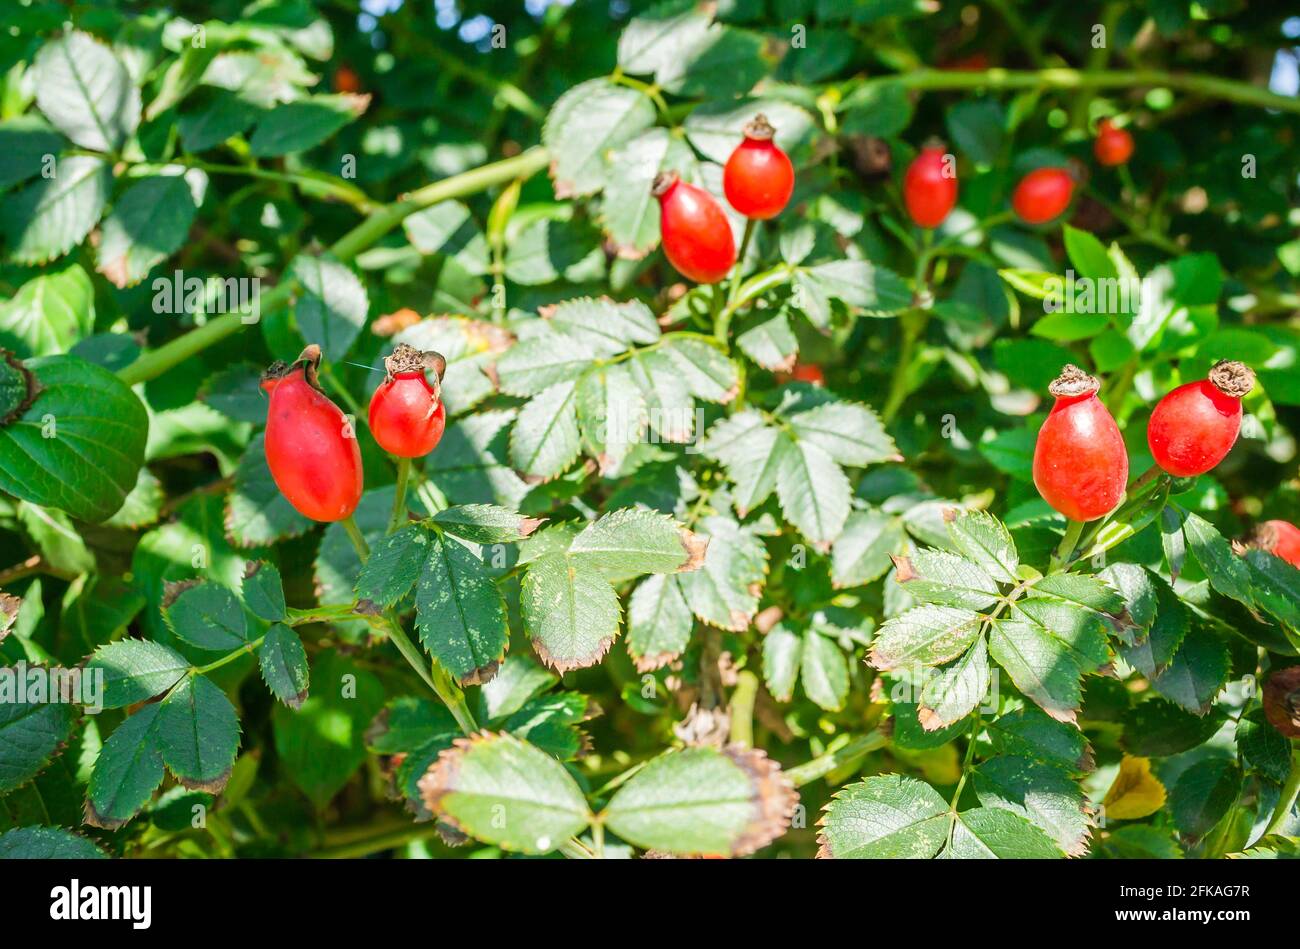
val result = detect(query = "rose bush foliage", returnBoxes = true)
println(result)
[0,0,1298,860]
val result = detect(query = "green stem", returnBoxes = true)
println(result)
[193,636,265,676]
[341,514,370,561]
[786,731,887,788]
[1265,747,1300,837]
[725,219,758,306]
[728,671,759,748]
[949,714,982,812]
[881,310,927,424]
[388,457,412,535]
[285,602,358,625]
[1049,519,1085,573]
[843,68,1300,115]
[116,147,549,387]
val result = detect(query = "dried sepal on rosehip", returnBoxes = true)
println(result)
[262,344,364,523]
[1147,360,1254,477]
[1032,364,1129,522]
[368,342,447,458]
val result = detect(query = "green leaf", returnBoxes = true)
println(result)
[801,628,849,711]
[85,703,165,829]
[418,732,591,854]
[870,605,983,671]
[654,24,770,99]
[241,561,286,623]
[1146,625,1230,715]
[892,549,1000,610]
[248,93,365,156]
[1,156,111,265]
[0,826,106,859]
[495,332,595,397]
[1237,710,1293,784]
[1122,698,1226,757]
[917,635,990,731]
[568,508,706,581]
[987,707,1093,772]
[289,253,368,363]
[432,504,544,544]
[509,379,581,480]
[626,574,693,672]
[762,623,802,702]
[503,217,604,285]
[0,354,146,523]
[0,264,94,358]
[628,348,695,442]
[1009,598,1110,673]
[272,650,384,808]
[737,311,799,372]
[679,515,766,631]
[543,78,656,198]
[1170,758,1242,839]
[225,433,313,548]
[355,523,430,609]
[0,687,75,793]
[33,31,140,152]
[603,746,795,856]
[787,401,898,467]
[403,200,490,274]
[543,297,660,357]
[1244,549,1300,630]
[415,533,510,685]
[156,675,241,793]
[178,89,263,152]
[832,510,905,588]
[521,553,621,673]
[776,437,851,545]
[602,128,696,257]
[700,410,783,515]
[162,581,248,651]
[576,362,646,475]
[945,510,1019,585]
[1182,512,1254,608]
[617,0,711,75]
[945,99,1003,166]
[659,337,739,404]
[989,619,1082,724]
[86,639,190,709]
[0,117,63,190]
[96,175,198,288]
[796,259,911,325]
[1027,573,1126,614]
[259,623,310,710]
[973,755,1090,856]
[817,774,951,858]
[943,806,1063,858]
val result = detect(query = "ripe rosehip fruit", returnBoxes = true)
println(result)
[776,362,825,386]
[903,144,957,229]
[262,345,364,522]
[1032,365,1129,521]
[1093,118,1134,167]
[369,343,448,458]
[1147,360,1254,477]
[653,171,736,284]
[1254,520,1300,567]
[723,114,794,220]
[1262,665,1300,738]
[1012,167,1075,225]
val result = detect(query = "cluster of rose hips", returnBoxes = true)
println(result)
[260,342,445,522]
[1027,359,1299,561]
[902,117,1135,232]
[653,114,795,284]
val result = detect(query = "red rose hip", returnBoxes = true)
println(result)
[1012,167,1075,224]
[263,345,364,522]
[903,144,957,229]
[654,171,736,284]
[1147,360,1254,477]
[1254,520,1300,568]
[369,343,447,458]
[1093,119,1134,167]
[1033,365,1129,522]
[723,114,795,220]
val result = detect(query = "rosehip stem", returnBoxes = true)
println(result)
[1049,519,1085,573]
[784,730,887,787]
[388,457,412,535]
[341,515,370,561]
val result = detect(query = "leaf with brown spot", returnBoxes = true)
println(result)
[602,745,797,857]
